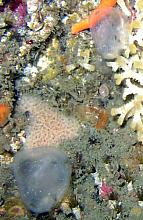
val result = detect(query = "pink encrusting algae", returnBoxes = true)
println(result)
[100,179,113,199]
[18,95,80,149]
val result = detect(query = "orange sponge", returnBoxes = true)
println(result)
[71,0,117,34]
[0,103,11,127]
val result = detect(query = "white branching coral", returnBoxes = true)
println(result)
[107,0,143,142]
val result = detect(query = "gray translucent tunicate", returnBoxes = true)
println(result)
[90,8,129,59]
[13,147,72,214]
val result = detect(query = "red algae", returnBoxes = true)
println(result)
[0,0,27,27]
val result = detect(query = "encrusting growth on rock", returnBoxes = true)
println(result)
[17,94,80,149]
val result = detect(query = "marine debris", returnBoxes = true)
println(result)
[108,0,143,143]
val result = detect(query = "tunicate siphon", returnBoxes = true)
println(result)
[90,8,129,59]
[13,147,72,214]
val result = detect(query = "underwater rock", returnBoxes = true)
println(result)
[13,147,72,214]
[90,8,129,59]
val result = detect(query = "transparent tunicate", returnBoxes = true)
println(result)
[90,7,129,59]
[13,147,72,214]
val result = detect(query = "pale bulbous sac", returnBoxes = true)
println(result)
[13,147,72,214]
[90,7,129,60]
